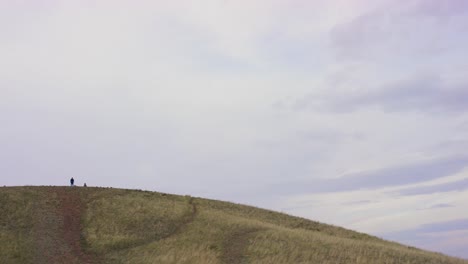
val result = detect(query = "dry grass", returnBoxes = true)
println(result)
[1,186,467,264]
[0,188,38,263]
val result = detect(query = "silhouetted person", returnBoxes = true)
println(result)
[84,183,87,187]
[70,177,74,186]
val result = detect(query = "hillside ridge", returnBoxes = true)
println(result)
[1,186,466,264]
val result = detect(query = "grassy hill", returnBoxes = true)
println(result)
[1,186,466,264]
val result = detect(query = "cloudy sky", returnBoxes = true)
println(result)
[1,0,468,259]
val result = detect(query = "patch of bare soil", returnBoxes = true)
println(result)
[33,187,97,264]
[221,228,260,264]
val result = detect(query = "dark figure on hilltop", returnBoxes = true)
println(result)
[70,177,74,186]
[84,183,87,187]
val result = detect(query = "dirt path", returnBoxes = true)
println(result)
[33,187,96,264]
[178,197,197,231]
[221,228,261,264]
[123,196,199,252]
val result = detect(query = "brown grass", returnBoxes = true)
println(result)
[0,186,467,264]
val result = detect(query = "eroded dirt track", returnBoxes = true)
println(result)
[33,187,96,264]
[221,228,260,264]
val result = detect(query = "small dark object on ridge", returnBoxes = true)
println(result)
[70,177,74,186]
[84,183,87,187]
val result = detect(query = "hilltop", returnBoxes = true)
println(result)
[0,186,466,264]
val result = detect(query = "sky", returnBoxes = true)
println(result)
[1,0,468,259]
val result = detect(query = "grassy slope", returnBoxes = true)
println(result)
[1,186,467,264]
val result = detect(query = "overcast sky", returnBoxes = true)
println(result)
[1,0,468,259]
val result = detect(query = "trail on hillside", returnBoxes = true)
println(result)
[123,196,199,252]
[33,187,96,264]
[221,228,261,264]
[179,197,198,231]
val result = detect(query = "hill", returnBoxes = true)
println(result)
[0,186,466,264]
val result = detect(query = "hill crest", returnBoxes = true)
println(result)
[1,186,466,264]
